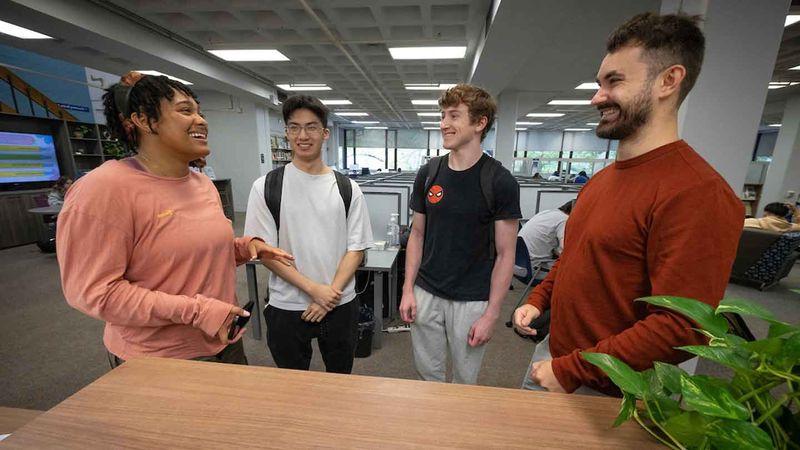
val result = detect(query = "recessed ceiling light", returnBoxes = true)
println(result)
[789,65,800,70]
[135,70,193,85]
[365,126,388,129]
[389,46,467,60]
[516,122,542,126]
[423,127,441,130]
[768,81,800,89]
[786,15,800,27]
[526,113,565,118]
[417,112,441,117]
[352,121,379,124]
[515,128,528,131]
[335,112,368,117]
[208,49,289,61]
[420,121,440,125]
[411,99,439,105]
[548,100,592,105]
[586,122,599,126]
[565,128,591,131]
[769,124,782,127]
[320,100,352,105]
[575,82,600,90]
[277,84,331,91]
[0,19,52,39]
[405,83,457,90]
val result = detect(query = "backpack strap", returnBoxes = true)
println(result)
[480,156,501,261]
[333,170,352,218]
[423,155,446,200]
[263,166,285,233]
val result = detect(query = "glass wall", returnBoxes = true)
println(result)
[397,129,428,171]
[515,130,615,178]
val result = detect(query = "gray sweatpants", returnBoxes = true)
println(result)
[411,285,488,384]
[521,335,604,396]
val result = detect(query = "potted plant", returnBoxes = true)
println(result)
[582,296,799,449]
[72,125,92,139]
[102,141,128,159]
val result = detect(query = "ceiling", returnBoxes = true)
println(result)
[0,0,797,131]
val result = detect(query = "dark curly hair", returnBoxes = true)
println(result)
[607,13,705,105]
[102,71,198,149]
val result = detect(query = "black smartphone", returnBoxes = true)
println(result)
[228,300,255,340]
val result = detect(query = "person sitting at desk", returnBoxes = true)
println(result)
[515,200,574,281]
[546,171,561,181]
[744,202,800,232]
[245,95,373,374]
[573,171,589,184]
[47,176,72,207]
[57,71,292,367]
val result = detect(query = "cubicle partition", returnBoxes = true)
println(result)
[535,190,579,214]
[362,191,403,242]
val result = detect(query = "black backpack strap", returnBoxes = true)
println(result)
[480,157,502,260]
[423,155,446,198]
[333,170,352,219]
[263,166,285,233]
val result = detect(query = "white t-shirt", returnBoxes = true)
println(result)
[515,209,568,278]
[244,164,373,311]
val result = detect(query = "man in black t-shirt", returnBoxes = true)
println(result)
[401,84,521,384]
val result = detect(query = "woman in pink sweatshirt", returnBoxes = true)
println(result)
[57,72,292,366]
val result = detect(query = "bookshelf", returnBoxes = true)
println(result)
[271,134,291,167]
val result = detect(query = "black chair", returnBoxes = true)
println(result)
[505,236,553,342]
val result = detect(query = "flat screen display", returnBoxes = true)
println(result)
[0,131,61,184]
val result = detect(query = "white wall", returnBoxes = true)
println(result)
[199,90,269,213]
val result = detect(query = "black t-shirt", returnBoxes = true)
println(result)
[410,154,521,301]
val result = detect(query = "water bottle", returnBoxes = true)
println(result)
[386,213,400,248]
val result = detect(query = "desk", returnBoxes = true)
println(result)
[0,407,42,435]
[27,206,62,252]
[245,248,399,350]
[3,358,657,448]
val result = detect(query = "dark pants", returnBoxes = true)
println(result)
[264,300,359,374]
[108,340,248,368]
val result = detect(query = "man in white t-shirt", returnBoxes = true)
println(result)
[245,95,372,373]
[515,200,574,280]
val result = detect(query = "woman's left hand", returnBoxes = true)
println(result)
[248,239,294,266]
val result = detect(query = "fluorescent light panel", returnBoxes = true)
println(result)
[786,15,800,27]
[365,126,387,130]
[586,122,599,126]
[389,46,466,60]
[526,113,565,118]
[423,127,440,130]
[516,121,542,126]
[208,49,289,61]
[769,124,782,127]
[411,99,439,105]
[320,99,352,105]
[135,70,193,85]
[548,100,592,105]
[768,82,800,90]
[575,82,599,90]
[420,121,440,125]
[277,84,331,91]
[405,83,457,90]
[417,112,441,117]
[0,20,52,39]
[515,128,528,131]
[351,121,379,124]
[335,112,368,117]
[565,128,591,131]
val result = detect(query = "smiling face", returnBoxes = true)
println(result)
[145,89,209,161]
[285,107,329,162]
[440,102,486,151]
[591,46,655,141]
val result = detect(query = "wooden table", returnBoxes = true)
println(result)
[0,407,42,435]
[3,358,658,449]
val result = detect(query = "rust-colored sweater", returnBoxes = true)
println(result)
[57,160,255,360]
[527,140,744,395]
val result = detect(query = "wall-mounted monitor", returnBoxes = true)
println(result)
[0,131,61,190]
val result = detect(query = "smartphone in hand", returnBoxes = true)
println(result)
[228,300,255,340]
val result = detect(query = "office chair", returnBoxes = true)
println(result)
[505,236,554,342]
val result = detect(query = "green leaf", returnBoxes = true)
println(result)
[743,337,783,358]
[613,393,636,428]
[642,394,681,423]
[767,320,799,339]
[680,374,749,420]
[707,419,773,450]
[581,352,645,396]
[716,298,776,322]
[677,345,751,371]
[654,362,685,395]
[662,411,709,448]
[636,296,729,337]
[775,332,800,370]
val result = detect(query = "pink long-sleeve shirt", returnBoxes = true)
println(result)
[57,159,254,360]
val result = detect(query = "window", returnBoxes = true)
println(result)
[354,129,388,170]
[397,129,428,171]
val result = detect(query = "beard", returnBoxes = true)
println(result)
[595,84,653,140]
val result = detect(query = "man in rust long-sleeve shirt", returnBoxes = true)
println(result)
[513,13,744,395]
